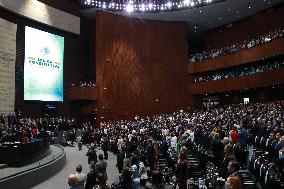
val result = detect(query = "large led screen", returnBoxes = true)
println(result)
[24,26,64,101]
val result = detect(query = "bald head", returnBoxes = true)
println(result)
[67,174,78,186]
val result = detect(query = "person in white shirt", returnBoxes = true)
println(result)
[74,165,87,186]
[117,136,124,151]
[171,134,177,151]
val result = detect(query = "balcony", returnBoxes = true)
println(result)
[189,67,284,95]
[188,38,284,74]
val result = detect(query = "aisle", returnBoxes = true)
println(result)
[31,145,119,189]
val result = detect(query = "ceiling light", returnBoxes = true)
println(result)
[184,0,190,5]
[126,4,133,12]
[167,2,172,8]
[141,4,145,11]
[83,0,225,13]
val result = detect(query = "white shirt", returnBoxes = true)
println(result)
[75,172,87,182]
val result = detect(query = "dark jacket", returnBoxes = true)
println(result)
[85,169,98,189]
[86,149,97,164]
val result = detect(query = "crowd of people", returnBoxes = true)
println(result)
[194,58,284,83]
[0,113,78,144]
[189,27,284,63]
[67,100,284,189]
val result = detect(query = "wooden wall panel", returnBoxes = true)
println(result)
[0,1,92,117]
[188,38,284,73]
[189,68,284,94]
[95,11,191,121]
[204,5,284,49]
[66,87,97,100]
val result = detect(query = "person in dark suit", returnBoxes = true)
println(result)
[86,146,97,164]
[101,138,109,160]
[116,149,125,173]
[85,161,98,189]
[95,154,108,183]
[176,152,188,189]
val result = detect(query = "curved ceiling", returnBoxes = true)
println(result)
[80,0,284,33]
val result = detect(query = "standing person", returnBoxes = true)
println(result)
[95,154,108,183]
[70,128,76,146]
[86,146,97,164]
[146,139,155,171]
[77,136,83,151]
[171,134,177,152]
[74,165,87,187]
[238,124,247,146]
[224,176,242,189]
[85,161,98,189]
[176,152,189,189]
[101,137,109,160]
[131,165,140,189]
[62,133,67,146]
[117,136,124,151]
[151,171,164,189]
[230,125,238,144]
[139,162,148,188]
[247,129,254,165]
[116,149,125,174]
[67,174,85,189]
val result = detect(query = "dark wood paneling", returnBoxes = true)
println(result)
[189,68,284,94]
[95,11,191,121]
[204,5,284,49]
[188,38,284,73]
[66,87,97,100]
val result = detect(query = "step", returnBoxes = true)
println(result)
[0,164,8,169]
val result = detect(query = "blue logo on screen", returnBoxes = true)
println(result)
[41,47,50,55]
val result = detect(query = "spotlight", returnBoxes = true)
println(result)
[141,4,146,11]
[126,4,134,12]
[184,0,190,5]
[167,2,172,8]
